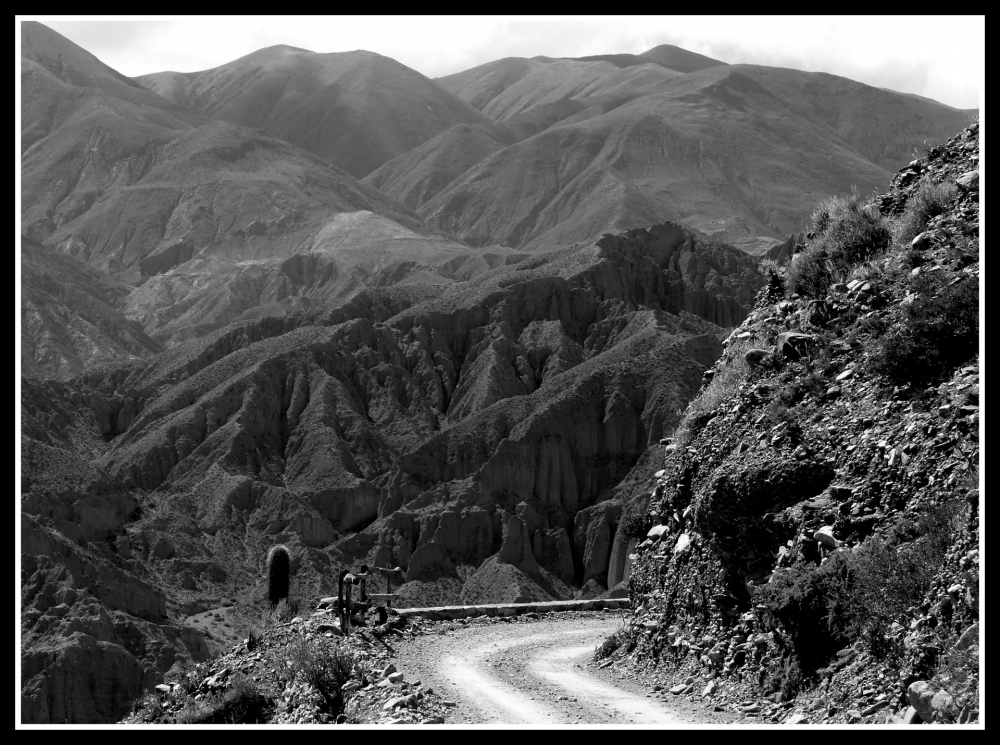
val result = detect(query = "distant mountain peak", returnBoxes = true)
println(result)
[638,43,727,72]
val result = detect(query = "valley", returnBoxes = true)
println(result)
[19,19,980,726]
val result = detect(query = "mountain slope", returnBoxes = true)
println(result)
[20,20,202,153]
[21,236,162,379]
[21,24,430,279]
[436,56,685,140]
[136,47,504,178]
[21,23,508,361]
[362,123,509,211]
[422,62,972,251]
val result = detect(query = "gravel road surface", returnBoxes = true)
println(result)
[393,612,720,725]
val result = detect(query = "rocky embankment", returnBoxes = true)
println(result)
[122,604,459,725]
[599,123,980,724]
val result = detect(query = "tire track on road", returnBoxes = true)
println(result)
[395,615,691,725]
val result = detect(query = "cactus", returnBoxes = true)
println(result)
[266,545,290,607]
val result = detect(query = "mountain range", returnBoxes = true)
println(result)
[19,20,976,723]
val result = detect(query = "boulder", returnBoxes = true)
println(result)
[907,681,939,721]
[744,348,771,367]
[575,579,605,599]
[954,622,978,652]
[814,526,838,547]
[776,332,814,361]
[605,581,629,599]
[646,525,669,540]
[929,689,956,722]
[956,170,979,189]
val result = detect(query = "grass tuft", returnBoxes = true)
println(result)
[893,178,959,247]
[787,191,891,298]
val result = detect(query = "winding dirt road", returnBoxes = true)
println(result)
[393,612,715,725]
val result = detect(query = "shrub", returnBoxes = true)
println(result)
[176,666,204,696]
[787,192,891,298]
[761,502,961,678]
[759,258,785,300]
[619,502,653,540]
[767,399,793,426]
[757,553,852,674]
[845,529,948,661]
[894,178,959,246]
[285,636,358,714]
[868,278,978,386]
[267,597,299,625]
[763,656,806,700]
[594,619,634,660]
[177,674,274,724]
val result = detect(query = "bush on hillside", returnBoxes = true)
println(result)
[894,178,959,246]
[176,674,274,724]
[759,258,785,300]
[759,501,961,678]
[846,525,951,661]
[594,619,634,660]
[284,635,358,714]
[867,277,978,386]
[757,552,852,674]
[618,501,653,540]
[787,192,891,298]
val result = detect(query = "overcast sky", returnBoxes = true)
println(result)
[27,16,984,110]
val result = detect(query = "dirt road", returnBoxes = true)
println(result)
[393,612,717,725]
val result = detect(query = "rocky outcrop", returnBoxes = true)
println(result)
[610,122,981,725]
[22,631,145,724]
[498,514,540,575]
[20,514,210,724]
[606,529,637,589]
[572,500,622,587]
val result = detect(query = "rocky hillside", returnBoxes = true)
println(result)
[21,219,764,723]
[598,123,980,725]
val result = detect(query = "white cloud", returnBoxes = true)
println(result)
[28,15,983,109]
